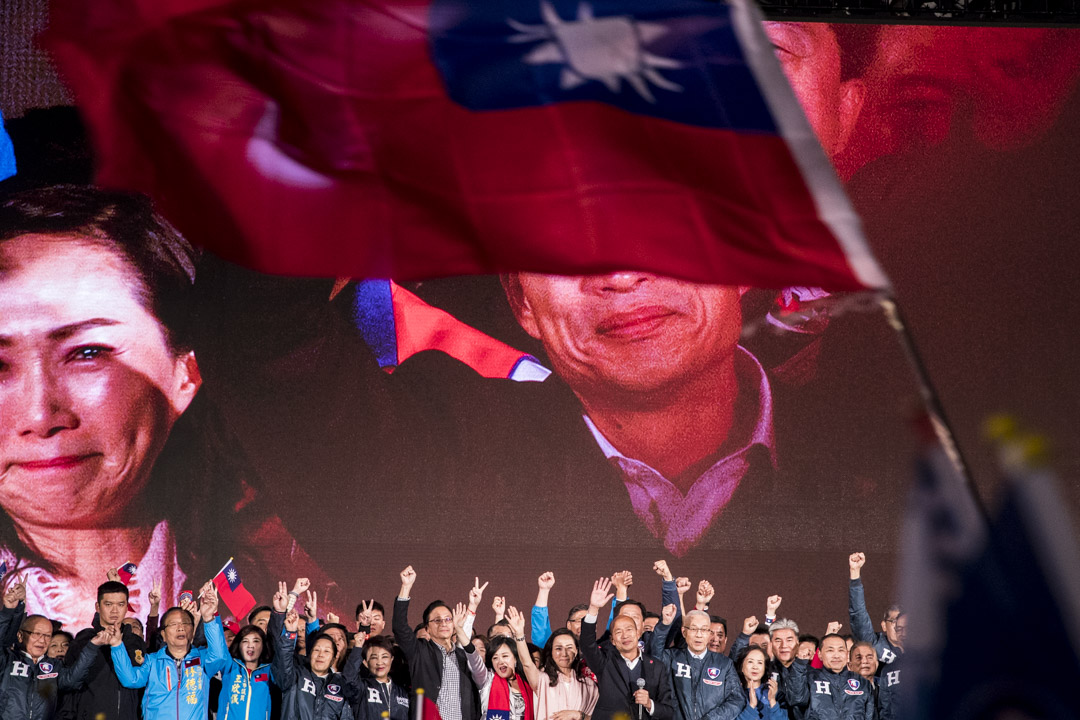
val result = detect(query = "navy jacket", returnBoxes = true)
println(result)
[0,605,100,720]
[270,612,355,720]
[781,659,872,720]
[650,621,744,720]
[847,580,901,666]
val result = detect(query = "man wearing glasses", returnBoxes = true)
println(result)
[392,566,482,720]
[109,580,230,720]
[0,577,111,719]
[847,553,905,664]
[650,605,743,720]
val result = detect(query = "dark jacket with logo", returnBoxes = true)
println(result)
[0,605,101,720]
[341,650,408,720]
[873,655,901,720]
[650,621,744,720]
[63,613,147,720]
[781,660,872,720]
[271,612,355,720]
[847,580,901,667]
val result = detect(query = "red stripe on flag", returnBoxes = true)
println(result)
[45,0,879,291]
[212,566,256,620]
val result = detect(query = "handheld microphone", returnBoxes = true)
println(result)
[636,678,646,720]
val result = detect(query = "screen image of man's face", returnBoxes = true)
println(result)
[505,272,744,403]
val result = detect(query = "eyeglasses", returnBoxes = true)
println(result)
[22,631,52,640]
[428,617,454,626]
[164,622,194,630]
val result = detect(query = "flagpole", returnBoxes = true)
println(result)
[878,293,989,517]
[216,557,235,576]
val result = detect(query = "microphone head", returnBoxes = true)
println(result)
[636,678,646,689]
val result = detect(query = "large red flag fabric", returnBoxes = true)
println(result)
[44,0,888,290]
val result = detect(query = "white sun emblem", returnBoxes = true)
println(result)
[227,569,237,582]
[508,1,683,103]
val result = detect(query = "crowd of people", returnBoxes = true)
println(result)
[0,553,903,720]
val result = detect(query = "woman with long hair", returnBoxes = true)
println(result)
[0,185,251,627]
[217,624,276,720]
[506,607,596,720]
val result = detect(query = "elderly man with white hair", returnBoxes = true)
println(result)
[650,604,745,720]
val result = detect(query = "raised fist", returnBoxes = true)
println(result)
[849,552,865,579]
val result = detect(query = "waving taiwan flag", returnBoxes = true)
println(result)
[45,0,886,290]
[212,558,257,620]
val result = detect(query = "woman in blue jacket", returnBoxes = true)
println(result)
[218,625,276,720]
[735,648,788,720]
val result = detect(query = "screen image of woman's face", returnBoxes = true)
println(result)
[0,234,200,530]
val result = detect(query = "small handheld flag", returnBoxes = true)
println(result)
[117,562,137,585]
[212,558,257,620]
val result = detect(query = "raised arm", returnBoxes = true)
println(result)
[507,606,541,691]
[652,561,682,632]
[580,578,614,679]
[847,552,874,642]
[199,582,231,675]
[650,604,677,660]
[765,596,781,626]
[532,572,554,646]
[272,610,303,692]
[392,566,419,661]
[608,571,632,632]
[0,578,26,648]
[695,581,715,613]
[728,616,757,660]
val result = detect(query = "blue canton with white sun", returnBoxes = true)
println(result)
[429,0,777,132]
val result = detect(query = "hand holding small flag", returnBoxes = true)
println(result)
[200,580,219,622]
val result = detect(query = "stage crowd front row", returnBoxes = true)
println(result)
[0,554,902,720]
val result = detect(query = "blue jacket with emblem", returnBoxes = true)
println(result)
[650,621,745,720]
[780,659,872,720]
[111,615,231,720]
[848,580,902,667]
[0,604,101,720]
[340,649,409,720]
[217,658,275,720]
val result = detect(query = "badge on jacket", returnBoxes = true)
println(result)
[134,650,144,665]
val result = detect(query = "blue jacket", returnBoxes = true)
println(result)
[217,658,275,720]
[736,687,789,720]
[111,616,230,720]
[650,621,745,720]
